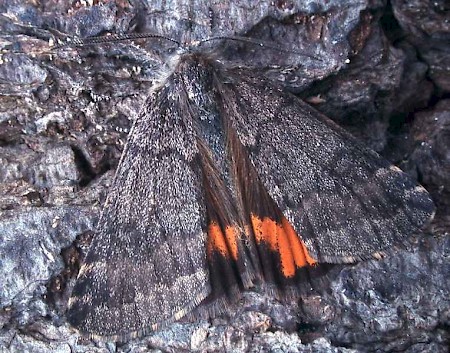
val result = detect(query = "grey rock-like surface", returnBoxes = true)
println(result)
[0,206,94,306]
[410,100,450,219]
[324,235,449,352]
[391,0,450,93]
[0,0,449,352]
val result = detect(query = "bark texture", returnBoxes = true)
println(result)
[0,0,448,352]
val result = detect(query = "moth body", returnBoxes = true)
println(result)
[67,51,435,341]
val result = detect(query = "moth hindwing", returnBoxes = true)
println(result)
[67,51,435,340]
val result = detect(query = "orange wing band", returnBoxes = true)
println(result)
[251,214,317,277]
[207,222,239,260]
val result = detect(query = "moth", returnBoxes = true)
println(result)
[65,36,435,340]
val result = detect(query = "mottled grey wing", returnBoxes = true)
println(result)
[218,70,435,263]
[67,86,209,339]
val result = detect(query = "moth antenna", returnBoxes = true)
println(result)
[198,35,322,61]
[51,32,181,50]
[1,32,181,58]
